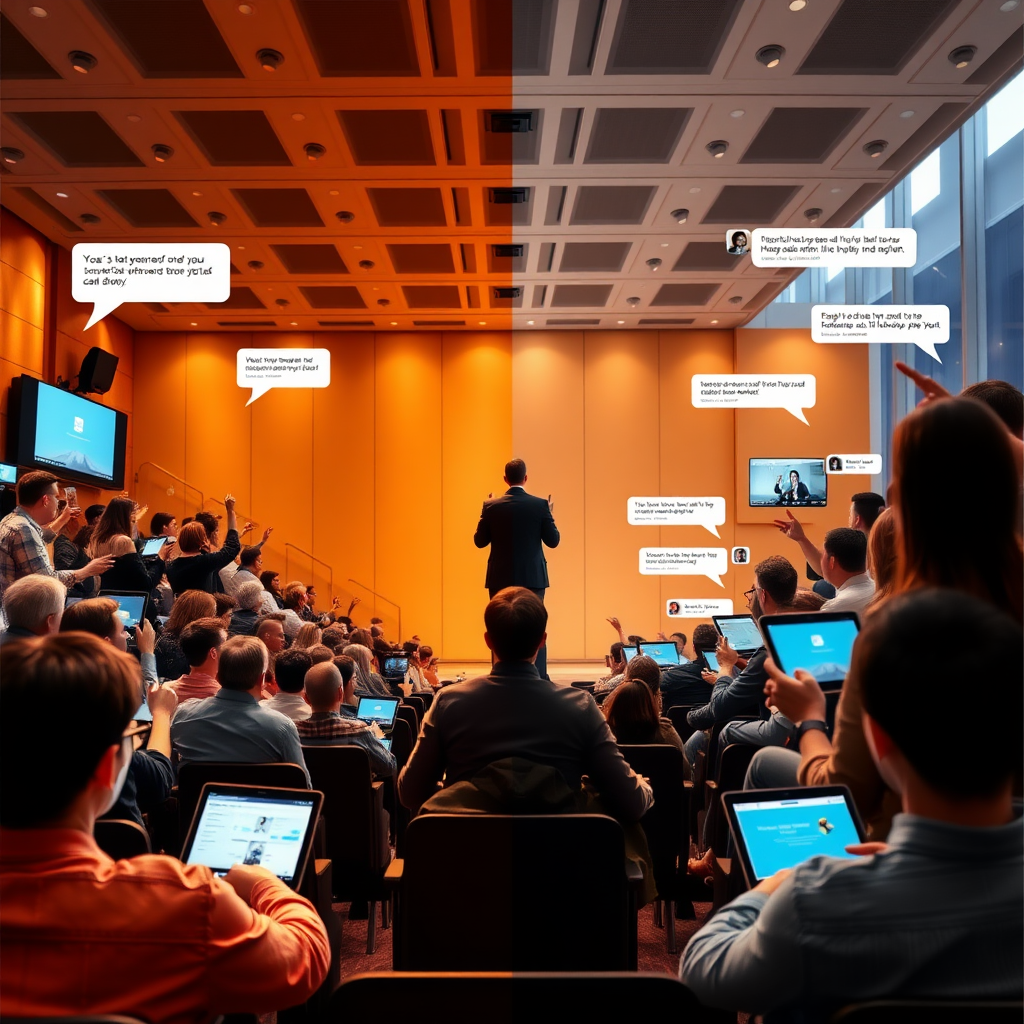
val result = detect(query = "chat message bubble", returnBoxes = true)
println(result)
[639,547,727,587]
[825,453,883,475]
[628,497,726,538]
[72,243,230,330]
[692,374,816,425]
[667,599,734,618]
[812,304,949,362]
[237,348,331,406]
[751,228,916,268]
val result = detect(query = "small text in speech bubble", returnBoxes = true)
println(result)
[825,453,882,475]
[667,599,734,618]
[812,304,949,363]
[751,228,916,268]
[72,243,230,330]
[692,373,816,425]
[640,547,727,587]
[627,496,726,538]
[237,348,331,406]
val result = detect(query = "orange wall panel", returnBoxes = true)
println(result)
[0,209,47,286]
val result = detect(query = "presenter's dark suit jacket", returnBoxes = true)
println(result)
[473,487,560,592]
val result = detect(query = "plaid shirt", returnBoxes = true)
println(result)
[0,508,76,600]
[296,711,369,740]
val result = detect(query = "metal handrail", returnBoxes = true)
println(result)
[285,542,333,599]
[134,461,204,510]
[348,578,401,640]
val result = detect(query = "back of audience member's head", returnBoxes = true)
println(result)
[306,644,334,665]
[85,503,106,526]
[691,623,719,649]
[59,598,121,641]
[260,570,280,592]
[370,624,383,638]
[274,648,312,693]
[823,527,868,575]
[850,492,886,531]
[370,616,384,626]
[240,545,262,569]
[348,627,373,649]
[72,523,94,552]
[304,661,343,713]
[164,590,217,636]
[891,397,1022,618]
[624,654,661,695]
[608,640,625,666]
[321,625,349,653]
[418,644,433,662]
[865,507,898,612]
[858,589,1022,798]
[214,593,236,622]
[332,653,356,688]
[90,497,134,556]
[3,575,65,634]
[342,643,373,687]
[216,636,267,692]
[293,622,322,649]
[234,580,264,613]
[789,589,827,611]
[150,511,175,537]
[960,379,1024,438]
[283,581,307,610]
[504,458,527,485]
[194,511,220,544]
[754,555,799,607]
[626,634,646,646]
[179,617,226,668]
[1,634,138,828]
[603,680,660,745]
[484,587,547,662]
[176,521,209,554]
[670,631,687,648]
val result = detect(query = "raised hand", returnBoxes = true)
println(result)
[773,508,806,542]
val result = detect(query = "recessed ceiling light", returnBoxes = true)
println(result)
[830,187,843,193]
[617,320,625,324]
[1000,0,1020,10]
[248,260,264,270]
[688,187,701,194]
[671,208,689,223]
[208,211,227,226]
[948,45,976,69]
[190,322,198,326]
[69,51,98,74]
[710,319,719,324]
[646,258,662,270]
[789,0,807,10]
[627,296,641,307]
[804,207,822,223]
[755,45,785,68]
[527,320,535,325]
[303,142,326,161]
[329,190,340,196]
[336,210,355,223]
[899,110,916,119]
[291,113,306,121]
[706,140,728,158]
[660,242,669,247]
[376,298,390,306]
[28,6,48,16]
[1,148,25,164]
[151,144,174,163]
[352,245,363,250]
[730,109,745,118]
[236,245,245,250]
[238,3,256,13]
[290,321,298,326]
[127,114,142,122]
[390,321,398,326]
[192,190,203,197]
[55,191,68,198]
[479,321,487,325]
[257,48,284,71]
[79,213,100,224]
[358,260,375,269]
[863,139,888,159]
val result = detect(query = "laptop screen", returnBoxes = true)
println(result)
[382,655,409,676]
[377,736,393,752]
[621,645,639,663]
[715,614,762,652]
[639,641,680,667]
[183,789,318,885]
[760,614,860,686]
[355,696,400,728]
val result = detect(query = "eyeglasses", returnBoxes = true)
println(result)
[743,587,757,603]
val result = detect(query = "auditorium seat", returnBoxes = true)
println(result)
[831,1001,1024,1022]
[93,819,152,860]
[704,743,757,857]
[665,704,698,744]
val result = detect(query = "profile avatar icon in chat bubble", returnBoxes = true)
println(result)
[668,601,681,616]
[726,229,749,255]
[731,547,749,564]
[828,456,843,472]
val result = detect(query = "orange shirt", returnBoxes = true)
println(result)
[0,828,329,1024]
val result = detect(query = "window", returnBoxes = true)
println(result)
[985,71,1024,156]
[910,150,940,215]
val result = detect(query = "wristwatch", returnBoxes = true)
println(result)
[794,719,829,742]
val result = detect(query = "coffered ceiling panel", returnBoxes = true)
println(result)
[176,111,291,167]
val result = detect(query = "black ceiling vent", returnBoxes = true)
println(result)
[489,187,529,204]
[493,287,522,300]
[492,244,524,258]
[489,110,535,133]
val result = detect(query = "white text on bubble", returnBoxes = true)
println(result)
[751,228,916,268]
[627,496,726,538]
[812,304,949,363]
[825,453,883,475]
[691,373,816,425]
[667,599,735,618]
[72,243,230,330]
[237,348,331,406]
[639,547,727,587]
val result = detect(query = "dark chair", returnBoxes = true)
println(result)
[417,691,433,712]
[387,718,415,856]
[831,1001,1024,1022]
[395,703,419,742]
[301,745,391,954]
[571,680,596,692]
[402,694,425,720]
[704,742,757,857]
[692,717,756,847]
[326,971,735,1024]
[387,814,642,971]
[176,762,309,849]
[94,819,152,860]
[618,744,693,951]
[665,704,698,744]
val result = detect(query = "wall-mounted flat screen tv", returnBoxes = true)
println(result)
[749,458,827,508]
[8,375,127,489]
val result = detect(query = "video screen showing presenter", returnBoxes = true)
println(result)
[749,458,827,508]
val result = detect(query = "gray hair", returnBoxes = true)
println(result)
[3,575,66,632]
[235,580,264,612]
[342,643,373,689]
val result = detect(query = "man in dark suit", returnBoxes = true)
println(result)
[473,459,559,678]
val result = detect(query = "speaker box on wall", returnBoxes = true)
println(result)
[76,347,118,395]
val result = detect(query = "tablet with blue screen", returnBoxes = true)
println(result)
[759,612,860,687]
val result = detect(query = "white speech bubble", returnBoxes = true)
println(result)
[237,348,331,406]
[691,374,816,425]
[667,599,735,618]
[812,304,949,362]
[751,228,916,268]
[639,547,727,587]
[825,453,883,475]
[628,496,726,538]
[72,243,230,330]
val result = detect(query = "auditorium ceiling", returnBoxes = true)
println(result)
[1,0,1020,332]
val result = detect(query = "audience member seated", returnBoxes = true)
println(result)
[256,612,288,657]
[660,622,721,708]
[220,531,273,595]
[321,624,349,653]
[0,633,329,1020]
[865,507,897,610]
[214,591,237,628]
[0,575,64,647]
[397,587,653,820]
[347,626,373,648]
[789,588,827,611]
[171,635,309,782]
[0,471,113,602]
[228,580,263,637]
[165,618,226,703]
[84,503,106,527]
[306,643,334,665]
[154,590,217,681]
[418,645,441,689]
[148,511,177,542]
[261,569,285,609]
[293,622,322,649]
[263,648,313,722]
[343,641,394,698]
[604,678,683,753]
[680,589,1023,1021]
[60,598,159,687]
[593,641,627,695]
[819,528,875,613]
[297,661,397,778]
[403,648,433,694]
[165,496,241,596]
[280,581,310,640]
[613,654,684,751]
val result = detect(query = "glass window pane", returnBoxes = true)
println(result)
[910,150,941,214]
[985,200,1024,389]
[986,70,1024,157]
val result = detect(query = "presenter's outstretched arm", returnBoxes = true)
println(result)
[542,498,559,549]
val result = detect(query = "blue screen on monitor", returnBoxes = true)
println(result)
[0,463,16,485]
[749,458,827,508]
[762,618,859,686]
[639,641,679,667]
[34,384,116,483]
[622,645,639,662]
[734,794,861,880]
[108,595,146,628]
[717,616,762,652]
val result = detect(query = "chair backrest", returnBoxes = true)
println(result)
[395,814,631,971]
[417,690,433,712]
[831,1001,1024,1023]
[176,761,309,842]
[389,717,414,770]
[402,694,425,720]
[665,704,698,743]
[395,703,419,740]
[327,972,712,1024]
[93,819,152,860]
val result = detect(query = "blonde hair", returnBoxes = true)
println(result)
[342,643,373,689]
[293,623,322,649]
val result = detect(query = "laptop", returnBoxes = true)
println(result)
[355,696,400,735]
[381,654,409,678]
[621,645,640,663]
[377,736,393,752]
[98,590,150,628]
[724,785,867,889]
[180,783,323,891]
[712,613,762,656]
[758,611,861,688]
[638,641,680,668]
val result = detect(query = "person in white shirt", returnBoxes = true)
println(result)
[819,528,875,615]
[262,647,312,722]
[219,530,273,595]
